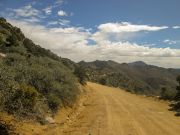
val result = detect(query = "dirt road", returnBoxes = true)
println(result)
[60,82,180,135]
[16,82,180,135]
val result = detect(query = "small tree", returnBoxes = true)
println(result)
[161,87,167,99]
[174,76,180,100]
[74,66,87,85]
[160,87,176,100]
[173,76,180,113]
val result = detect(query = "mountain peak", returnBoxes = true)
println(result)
[128,61,147,66]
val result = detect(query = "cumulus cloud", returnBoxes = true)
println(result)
[58,10,67,16]
[8,19,90,50]
[8,19,180,68]
[98,22,168,33]
[91,22,168,42]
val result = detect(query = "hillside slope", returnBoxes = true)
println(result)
[79,60,180,95]
[0,17,82,122]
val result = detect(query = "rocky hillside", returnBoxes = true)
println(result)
[79,60,180,96]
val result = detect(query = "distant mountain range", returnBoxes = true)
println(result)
[79,60,180,95]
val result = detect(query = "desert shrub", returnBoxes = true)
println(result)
[8,45,26,55]
[173,102,180,112]
[6,35,19,47]
[47,94,62,112]
[173,76,180,113]
[175,76,180,100]
[0,28,10,35]
[18,84,38,108]
[0,18,80,120]
[74,66,87,85]
[99,78,106,85]
[23,38,61,61]
[4,84,38,115]
[0,120,17,135]
[0,64,48,117]
[0,18,13,31]
[160,87,177,100]
[0,123,9,135]
[0,53,79,117]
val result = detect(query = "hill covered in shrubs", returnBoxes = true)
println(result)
[79,60,180,97]
[0,17,85,120]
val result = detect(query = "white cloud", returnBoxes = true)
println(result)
[43,6,52,15]
[23,17,41,23]
[8,19,180,68]
[47,21,59,26]
[92,22,168,42]
[173,26,180,29]
[58,19,70,26]
[55,0,63,6]
[98,22,168,33]
[58,10,67,16]
[47,19,70,26]
[3,5,48,24]
[12,5,40,18]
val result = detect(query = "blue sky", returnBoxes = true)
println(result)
[0,0,180,67]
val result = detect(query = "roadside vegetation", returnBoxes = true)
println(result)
[171,76,180,115]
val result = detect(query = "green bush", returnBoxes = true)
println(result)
[47,94,62,112]
[160,87,177,100]
[0,18,81,120]
[74,66,87,85]
[175,76,180,100]
[173,76,180,113]
[0,53,79,117]
[5,84,37,113]
[19,84,38,107]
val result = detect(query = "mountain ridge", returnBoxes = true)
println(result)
[79,60,180,95]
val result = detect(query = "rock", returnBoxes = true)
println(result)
[45,117,55,124]
[0,53,6,58]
